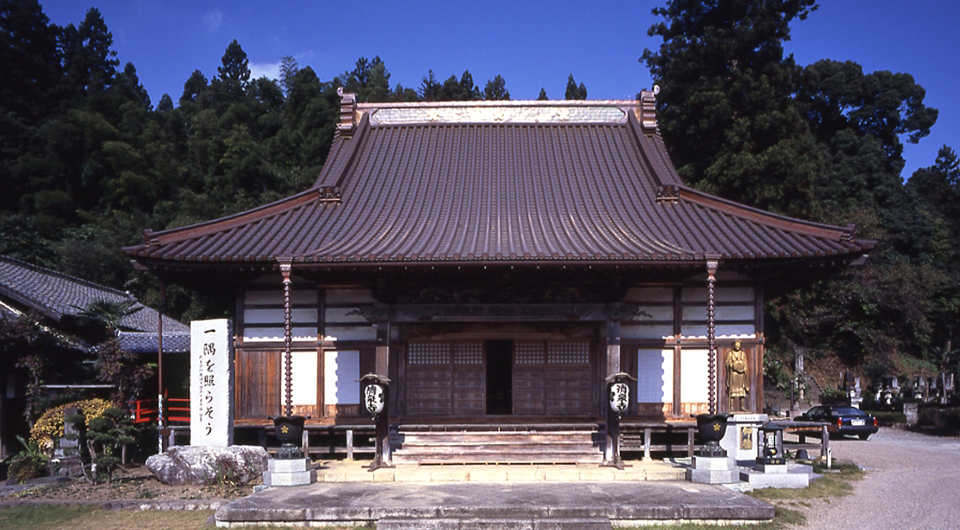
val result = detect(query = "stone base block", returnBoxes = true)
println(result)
[262,458,316,487]
[263,468,317,486]
[378,519,612,530]
[754,462,787,473]
[686,467,740,484]
[692,455,736,470]
[687,455,739,484]
[267,458,312,473]
[739,467,810,489]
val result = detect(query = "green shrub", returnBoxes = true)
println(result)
[30,398,112,451]
[6,436,49,483]
[82,407,138,483]
[870,411,907,425]
[917,405,960,430]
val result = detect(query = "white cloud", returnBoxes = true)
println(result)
[249,61,281,81]
[203,10,223,32]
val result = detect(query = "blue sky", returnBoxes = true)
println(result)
[38,0,958,180]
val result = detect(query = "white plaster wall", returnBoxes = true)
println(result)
[324,350,361,405]
[680,348,710,403]
[637,348,674,403]
[290,350,317,406]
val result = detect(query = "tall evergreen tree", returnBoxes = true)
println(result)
[641,0,822,217]
[214,39,251,102]
[437,70,480,101]
[279,55,299,96]
[483,75,510,101]
[0,0,62,212]
[338,56,391,102]
[419,69,441,101]
[796,59,938,218]
[564,74,587,100]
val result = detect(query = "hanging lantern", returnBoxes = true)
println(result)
[364,382,385,416]
[609,382,630,414]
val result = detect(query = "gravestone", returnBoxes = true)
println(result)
[52,407,84,477]
[55,407,80,458]
[190,319,234,447]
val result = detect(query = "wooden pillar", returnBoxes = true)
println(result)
[372,319,393,468]
[603,319,620,464]
[280,260,294,417]
[706,257,720,415]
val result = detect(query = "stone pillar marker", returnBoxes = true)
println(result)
[191,319,234,447]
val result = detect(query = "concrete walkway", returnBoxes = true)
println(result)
[312,459,688,483]
[215,461,774,528]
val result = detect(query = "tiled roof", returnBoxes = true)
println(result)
[123,96,874,267]
[0,255,188,333]
[118,331,191,354]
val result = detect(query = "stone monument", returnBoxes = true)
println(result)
[190,319,234,447]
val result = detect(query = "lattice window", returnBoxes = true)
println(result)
[514,342,545,365]
[408,343,451,365]
[547,342,590,364]
[453,343,483,365]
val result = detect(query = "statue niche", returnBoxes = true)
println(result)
[725,339,750,412]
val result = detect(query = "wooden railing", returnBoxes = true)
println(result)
[619,422,699,458]
[132,398,191,424]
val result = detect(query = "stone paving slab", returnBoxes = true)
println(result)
[312,461,687,483]
[215,481,774,527]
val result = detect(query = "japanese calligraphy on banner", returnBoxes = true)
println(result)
[190,319,234,446]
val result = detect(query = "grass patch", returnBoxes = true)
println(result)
[0,506,367,530]
[612,507,803,529]
[0,506,211,530]
[749,461,862,502]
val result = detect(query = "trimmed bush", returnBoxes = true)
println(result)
[917,405,960,431]
[30,398,113,451]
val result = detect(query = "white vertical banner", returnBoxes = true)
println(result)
[191,319,234,447]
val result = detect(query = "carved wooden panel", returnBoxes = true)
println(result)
[544,342,591,415]
[513,343,545,414]
[405,360,453,416]
[514,341,592,416]
[513,365,546,415]
[236,349,281,419]
[453,344,485,415]
[405,342,485,417]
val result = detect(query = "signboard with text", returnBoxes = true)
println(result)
[190,319,234,446]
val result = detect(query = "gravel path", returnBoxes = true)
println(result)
[795,427,960,530]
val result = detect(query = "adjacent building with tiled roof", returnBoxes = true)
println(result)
[0,255,188,457]
[124,92,874,465]
[0,255,187,336]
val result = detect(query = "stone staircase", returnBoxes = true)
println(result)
[391,424,605,464]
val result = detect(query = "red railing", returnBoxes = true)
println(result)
[133,399,191,424]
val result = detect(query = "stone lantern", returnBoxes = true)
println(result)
[757,422,785,468]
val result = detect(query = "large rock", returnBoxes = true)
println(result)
[146,445,269,485]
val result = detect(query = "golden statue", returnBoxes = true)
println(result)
[725,339,749,411]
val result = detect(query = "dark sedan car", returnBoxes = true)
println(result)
[794,406,880,439]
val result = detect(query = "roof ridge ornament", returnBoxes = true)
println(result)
[337,88,357,138]
[640,88,658,134]
[318,186,342,203]
[841,224,857,241]
[143,229,159,246]
[656,184,680,203]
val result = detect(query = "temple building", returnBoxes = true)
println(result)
[123,91,873,463]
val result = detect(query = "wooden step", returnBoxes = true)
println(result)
[391,427,605,464]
